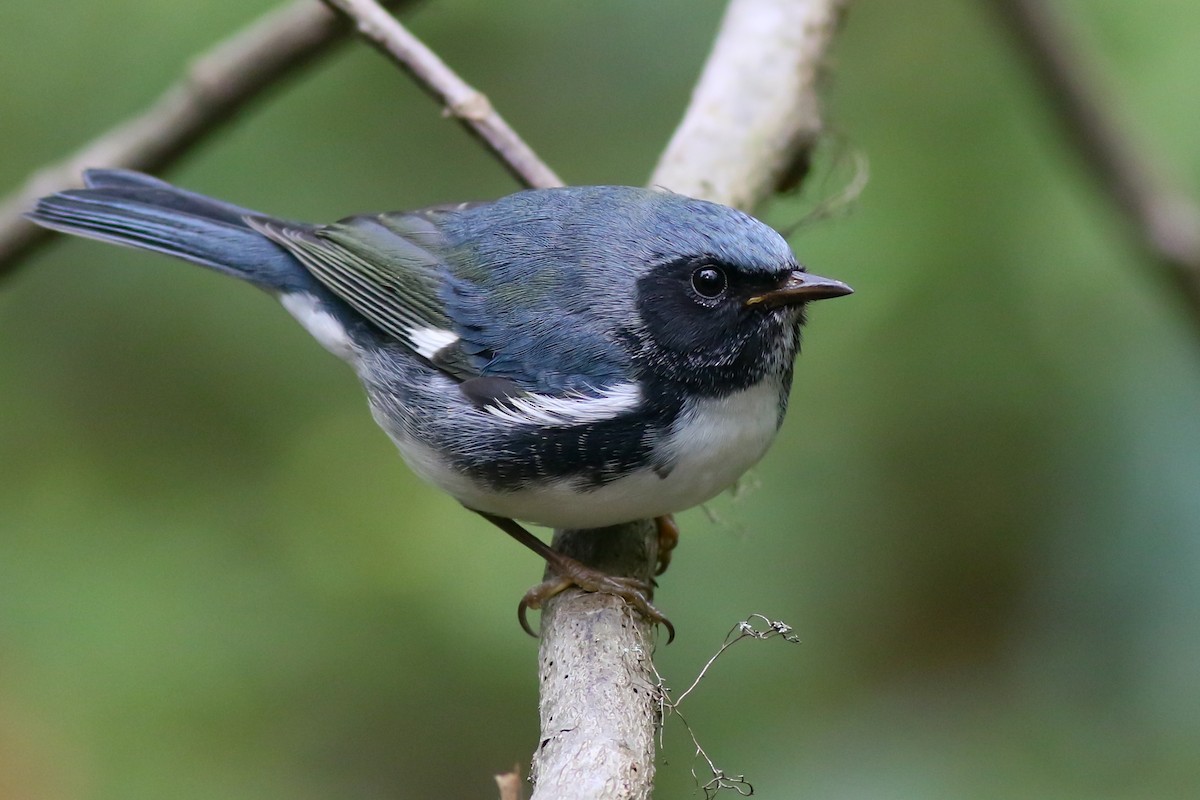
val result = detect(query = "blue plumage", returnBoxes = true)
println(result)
[34,170,305,287]
[27,169,852,634]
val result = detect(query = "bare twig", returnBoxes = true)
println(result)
[987,0,1200,333]
[651,615,801,799]
[0,0,418,277]
[320,0,563,189]
[532,2,849,798]
[673,614,800,707]
[651,0,850,212]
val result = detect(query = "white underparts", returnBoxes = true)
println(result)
[393,377,785,529]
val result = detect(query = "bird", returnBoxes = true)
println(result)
[27,169,852,641]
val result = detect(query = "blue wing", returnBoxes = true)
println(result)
[253,201,636,396]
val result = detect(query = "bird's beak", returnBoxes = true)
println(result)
[745,270,854,308]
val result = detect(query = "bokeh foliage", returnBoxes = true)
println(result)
[2,1,1199,798]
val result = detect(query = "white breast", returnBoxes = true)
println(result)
[655,377,784,507]
[402,378,785,530]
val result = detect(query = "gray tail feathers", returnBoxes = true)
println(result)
[26,169,307,291]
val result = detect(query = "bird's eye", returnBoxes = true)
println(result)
[690,266,727,299]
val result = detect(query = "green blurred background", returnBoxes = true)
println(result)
[3,1,1199,798]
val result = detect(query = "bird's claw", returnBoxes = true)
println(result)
[518,568,675,644]
[654,514,680,576]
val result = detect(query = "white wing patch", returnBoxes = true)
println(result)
[280,292,356,362]
[406,326,460,359]
[484,382,642,426]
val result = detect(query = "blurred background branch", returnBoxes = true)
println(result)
[987,0,1200,335]
[0,0,419,277]
[321,0,562,189]
[652,0,848,210]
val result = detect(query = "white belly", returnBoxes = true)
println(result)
[397,379,784,529]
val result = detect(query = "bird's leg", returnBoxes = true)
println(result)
[470,509,674,643]
[654,514,680,576]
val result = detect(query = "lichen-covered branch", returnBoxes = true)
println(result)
[531,523,662,800]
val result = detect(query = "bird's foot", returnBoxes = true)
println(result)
[466,508,676,643]
[518,554,675,643]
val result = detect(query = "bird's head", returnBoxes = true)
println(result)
[619,190,851,395]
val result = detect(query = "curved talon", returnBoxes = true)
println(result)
[649,605,676,644]
[654,514,680,576]
[518,597,536,638]
[517,576,573,637]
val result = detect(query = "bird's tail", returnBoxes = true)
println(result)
[26,169,306,292]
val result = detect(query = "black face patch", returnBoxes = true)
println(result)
[633,256,800,396]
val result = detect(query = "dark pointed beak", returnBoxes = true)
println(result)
[745,270,854,308]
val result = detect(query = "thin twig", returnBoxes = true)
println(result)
[987,0,1200,334]
[0,0,418,277]
[673,614,800,707]
[649,615,801,799]
[321,0,563,190]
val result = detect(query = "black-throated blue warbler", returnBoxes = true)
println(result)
[28,170,852,640]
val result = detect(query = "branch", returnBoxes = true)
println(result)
[652,0,849,211]
[986,0,1200,334]
[531,2,849,798]
[320,0,563,190]
[0,0,418,277]
[531,523,662,800]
